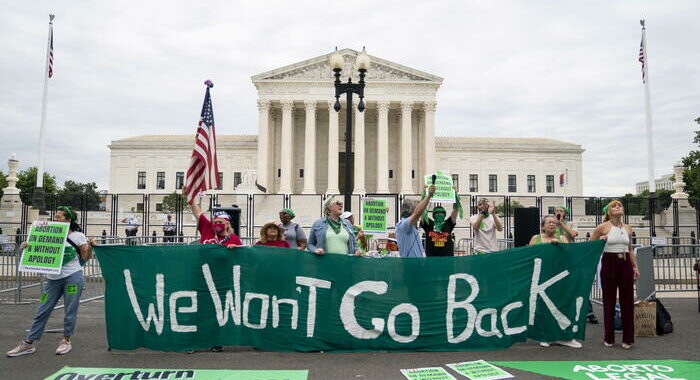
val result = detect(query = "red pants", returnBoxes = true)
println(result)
[600,252,635,344]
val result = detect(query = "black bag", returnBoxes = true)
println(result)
[655,298,673,335]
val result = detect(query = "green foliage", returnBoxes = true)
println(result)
[681,118,700,203]
[495,199,524,217]
[161,192,188,213]
[621,189,674,216]
[56,180,102,211]
[0,171,6,199]
[17,167,57,205]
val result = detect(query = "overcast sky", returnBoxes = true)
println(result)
[1,1,698,196]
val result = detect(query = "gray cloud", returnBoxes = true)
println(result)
[1,1,698,196]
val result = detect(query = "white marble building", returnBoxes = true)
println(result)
[108,49,584,196]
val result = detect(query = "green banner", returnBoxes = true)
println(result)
[361,197,387,234]
[95,241,604,352]
[44,367,308,380]
[494,360,700,380]
[19,221,69,275]
[424,170,455,203]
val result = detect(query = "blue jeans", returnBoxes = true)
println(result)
[27,270,84,341]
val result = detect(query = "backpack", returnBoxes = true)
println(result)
[654,297,673,335]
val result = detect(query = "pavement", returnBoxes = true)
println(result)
[1,292,698,380]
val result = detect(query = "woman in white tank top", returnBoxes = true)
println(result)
[591,200,639,349]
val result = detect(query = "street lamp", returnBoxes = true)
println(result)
[330,47,370,211]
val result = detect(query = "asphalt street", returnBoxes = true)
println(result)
[1,294,698,380]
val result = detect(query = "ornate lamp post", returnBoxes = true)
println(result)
[329,47,370,211]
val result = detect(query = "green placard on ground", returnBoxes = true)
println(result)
[424,170,455,203]
[494,360,700,380]
[44,366,309,380]
[446,360,513,380]
[361,197,387,234]
[19,221,69,275]
[401,367,456,380]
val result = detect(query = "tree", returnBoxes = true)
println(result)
[161,192,188,213]
[17,167,57,206]
[0,171,6,199]
[622,189,674,216]
[495,200,524,217]
[56,180,102,211]
[681,117,700,204]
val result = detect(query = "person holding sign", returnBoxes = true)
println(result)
[591,200,639,350]
[396,185,436,258]
[188,199,242,247]
[307,196,360,256]
[421,204,459,257]
[7,206,93,357]
[469,198,503,255]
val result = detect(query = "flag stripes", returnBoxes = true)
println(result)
[184,84,220,203]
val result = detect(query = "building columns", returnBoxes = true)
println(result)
[302,100,317,194]
[400,101,413,194]
[327,101,340,194]
[255,100,270,193]
[376,101,390,193]
[279,100,294,194]
[353,101,366,194]
[422,101,436,176]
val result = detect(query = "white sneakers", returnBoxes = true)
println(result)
[55,338,72,355]
[539,339,582,348]
[6,341,36,357]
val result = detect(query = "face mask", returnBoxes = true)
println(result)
[433,213,446,232]
[213,223,227,234]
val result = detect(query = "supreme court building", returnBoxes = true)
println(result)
[109,49,584,197]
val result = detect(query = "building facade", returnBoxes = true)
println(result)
[635,174,674,194]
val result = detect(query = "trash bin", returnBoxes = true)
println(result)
[213,205,242,237]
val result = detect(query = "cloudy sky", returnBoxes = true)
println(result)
[1,1,698,196]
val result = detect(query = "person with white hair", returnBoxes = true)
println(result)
[307,196,361,256]
[341,211,368,252]
[395,185,436,258]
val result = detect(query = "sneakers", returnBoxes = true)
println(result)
[6,341,36,357]
[540,339,582,349]
[587,314,599,324]
[55,338,72,355]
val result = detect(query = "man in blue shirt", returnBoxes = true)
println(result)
[395,185,435,258]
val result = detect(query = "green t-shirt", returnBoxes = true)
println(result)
[325,226,349,255]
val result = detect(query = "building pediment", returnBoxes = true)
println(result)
[251,48,443,84]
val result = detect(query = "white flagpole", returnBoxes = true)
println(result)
[641,19,656,193]
[34,14,54,214]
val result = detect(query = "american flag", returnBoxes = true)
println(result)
[47,26,54,78]
[184,81,220,203]
[638,37,645,83]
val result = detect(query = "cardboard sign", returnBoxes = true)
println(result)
[424,170,455,203]
[361,198,387,234]
[19,221,69,275]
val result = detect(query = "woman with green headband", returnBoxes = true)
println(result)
[279,208,307,250]
[7,206,94,357]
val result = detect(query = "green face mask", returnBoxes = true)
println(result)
[433,212,446,232]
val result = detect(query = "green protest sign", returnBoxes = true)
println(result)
[361,197,387,234]
[447,360,512,380]
[424,170,455,203]
[494,360,700,380]
[95,241,603,352]
[19,221,69,275]
[44,366,309,380]
[401,367,456,380]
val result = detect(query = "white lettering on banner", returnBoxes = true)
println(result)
[296,276,332,337]
[203,264,242,326]
[169,291,198,333]
[387,303,420,343]
[272,296,299,330]
[124,270,165,335]
[340,281,388,339]
[446,274,478,343]
[475,308,503,338]
[243,293,270,329]
[528,258,571,329]
[501,301,526,335]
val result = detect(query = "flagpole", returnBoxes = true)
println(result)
[640,19,657,236]
[33,14,55,215]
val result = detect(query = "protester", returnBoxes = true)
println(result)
[307,196,360,256]
[7,206,94,357]
[469,199,503,254]
[341,211,368,252]
[255,222,291,248]
[421,203,459,257]
[395,185,436,258]
[591,200,639,349]
[188,200,242,247]
[279,208,307,250]
[122,215,139,246]
[163,214,177,242]
[528,215,568,245]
